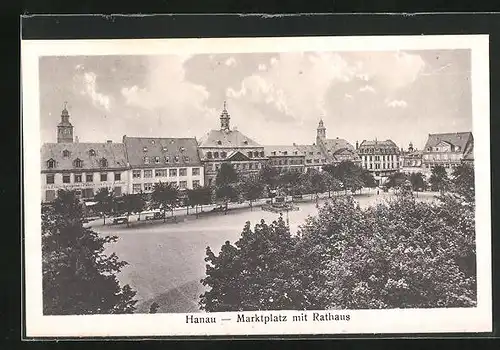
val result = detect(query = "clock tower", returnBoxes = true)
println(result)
[57,102,74,143]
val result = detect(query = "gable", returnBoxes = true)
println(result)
[226,151,251,162]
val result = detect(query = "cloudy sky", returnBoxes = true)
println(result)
[39,49,471,149]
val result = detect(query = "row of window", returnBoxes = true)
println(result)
[132,180,200,193]
[423,153,461,160]
[270,150,300,156]
[358,147,399,154]
[269,159,304,166]
[144,155,190,164]
[61,149,98,158]
[142,144,186,153]
[305,158,327,164]
[132,167,201,179]
[205,150,266,159]
[46,172,122,184]
[46,157,109,169]
[363,163,399,170]
[45,186,122,202]
[362,155,399,162]
[426,146,461,152]
[209,162,262,172]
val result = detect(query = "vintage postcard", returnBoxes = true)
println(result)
[22,34,491,338]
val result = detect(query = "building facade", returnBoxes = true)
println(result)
[422,132,474,172]
[358,139,401,185]
[294,144,327,172]
[198,103,267,185]
[41,107,129,202]
[400,142,424,175]
[315,119,361,165]
[123,136,204,194]
[263,145,305,173]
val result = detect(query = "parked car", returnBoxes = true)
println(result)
[211,205,226,212]
[145,211,165,220]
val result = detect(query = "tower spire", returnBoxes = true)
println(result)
[220,100,230,131]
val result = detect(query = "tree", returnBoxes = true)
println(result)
[258,163,280,193]
[451,163,475,203]
[325,161,364,194]
[152,181,179,222]
[118,193,145,227]
[297,192,476,309]
[279,169,306,196]
[306,168,326,203]
[322,171,343,198]
[42,189,137,315]
[186,186,213,218]
[200,216,301,312]
[94,187,114,224]
[385,171,408,189]
[360,169,377,189]
[429,165,449,194]
[215,163,240,214]
[409,172,426,192]
[240,175,264,211]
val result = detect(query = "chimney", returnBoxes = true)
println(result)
[75,136,79,143]
[107,140,112,143]
[355,140,359,150]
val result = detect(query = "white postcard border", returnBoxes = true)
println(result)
[22,34,492,337]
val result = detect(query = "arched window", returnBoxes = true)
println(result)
[214,152,219,158]
[47,159,56,169]
[254,151,259,157]
[259,151,264,157]
[73,158,83,168]
[99,158,108,167]
[221,151,227,158]
[62,149,71,158]
[207,152,213,159]
[248,151,253,157]
[88,149,96,156]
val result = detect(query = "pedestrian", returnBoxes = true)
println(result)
[377,189,379,195]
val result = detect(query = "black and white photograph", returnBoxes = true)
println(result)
[22,34,492,337]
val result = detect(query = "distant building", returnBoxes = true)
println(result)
[358,139,401,185]
[400,142,424,175]
[41,106,129,203]
[197,102,267,185]
[315,119,360,165]
[422,132,474,172]
[263,145,305,173]
[122,136,204,194]
[294,144,327,172]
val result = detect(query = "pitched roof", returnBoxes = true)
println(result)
[123,136,202,168]
[294,144,325,159]
[423,132,473,153]
[322,138,356,154]
[198,129,261,148]
[359,139,399,148]
[41,142,128,171]
[263,145,302,157]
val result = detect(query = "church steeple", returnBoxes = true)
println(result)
[316,118,326,144]
[220,100,231,131]
[57,102,74,143]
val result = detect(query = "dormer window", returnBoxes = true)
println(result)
[151,140,155,145]
[260,151,264,157]
[174,156,179,163]
[221,151,227,158]
[143,147,148,152]
[180,147,186,152]
[165,156,170,163]
[217,140,222,145]
[144,156,150,164]
[294,151,298,155]
[62,149,71,158]
[154,156,160,164]
[214,152,219,158]
[99,158,108,167]
[207,152,213,159]
[184,156,190,162]
[47,159,56,169]
[162,147,168,152]
[283,151,288,155]
[73,158,83,168]
[271,151,276,156]
[88,149,96,156]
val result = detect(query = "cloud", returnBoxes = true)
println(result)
[227,52,356,121]
[344,93,354,100]
[75,71,111,110]
[386,99,408,108]
[356,52,425,90]
[225,56,237,67]
[359,85,375,93]
[120,55,217,133]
